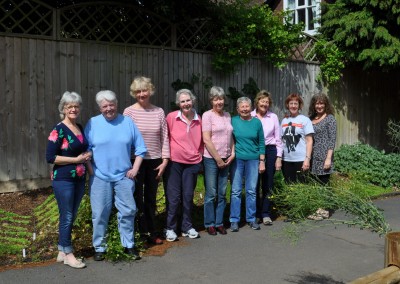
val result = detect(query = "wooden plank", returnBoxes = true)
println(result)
[18,38,29,180]
[43,39,55,180]
[0,37,7,181]
[59,41,68,94]
[35,39,46,180]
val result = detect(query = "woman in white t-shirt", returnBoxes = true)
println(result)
[281,93,314,184]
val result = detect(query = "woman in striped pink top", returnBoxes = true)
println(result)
[123,76,170,245]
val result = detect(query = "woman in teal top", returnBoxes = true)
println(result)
[230,97,265,232]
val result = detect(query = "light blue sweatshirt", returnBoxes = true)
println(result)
[85,114,147,182]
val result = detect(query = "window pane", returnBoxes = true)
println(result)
[288,10,295,24]
[308,0,316,6]
[288,0,295,10]
[298,0,305,6]
[308,7,314,30]
[297,8,306,24]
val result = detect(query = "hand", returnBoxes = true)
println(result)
[75,152,91,163]
[302,159,310,171]
[259,161,265,174]
[225,154,235,166]
[126,168,138,180]
[216,158,227,169]
[155,159,169,180]
[323,159,332,170]
[275,158,282,171]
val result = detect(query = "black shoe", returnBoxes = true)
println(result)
[124,247,141,260]
[93,252,105,261]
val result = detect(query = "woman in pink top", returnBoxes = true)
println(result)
[165,89,203,242]
[123,76,170,245]
[251,90,283,226]
[202,86,235,236]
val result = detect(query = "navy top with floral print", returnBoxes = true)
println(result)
[46,122,88,181]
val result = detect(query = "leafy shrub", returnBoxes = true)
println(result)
[334,143,400,188]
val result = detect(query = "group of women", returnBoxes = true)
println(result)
[46,76,336,269]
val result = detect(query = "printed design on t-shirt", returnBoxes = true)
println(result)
[282,122,303,153]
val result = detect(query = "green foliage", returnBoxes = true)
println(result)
[211,0,303,72]
[314,39,345,84]
[0,210,31,255]
[334,143,400,188]
[387,119,400,152]
[320,0,400,70]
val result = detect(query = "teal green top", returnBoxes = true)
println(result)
[232,116,265,160]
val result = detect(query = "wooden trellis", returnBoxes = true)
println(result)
[0,0,318,60]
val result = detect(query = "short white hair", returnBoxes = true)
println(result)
[95,90,118,107]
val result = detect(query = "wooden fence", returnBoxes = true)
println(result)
[0,35,321,192]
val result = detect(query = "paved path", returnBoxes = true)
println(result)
[1,197,399,284]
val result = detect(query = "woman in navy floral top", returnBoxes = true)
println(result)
[46,91,91,269]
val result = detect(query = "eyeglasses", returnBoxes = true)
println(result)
[65,105,80,110]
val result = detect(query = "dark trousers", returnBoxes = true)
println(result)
[282,161,306,184]
[256,145,277,218]
[166,161,201,232]
[135,158,162,236]
[313,174,331,186]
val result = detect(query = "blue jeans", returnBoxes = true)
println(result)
[166,161,201,232]
[52,179,85,253]
[256,145,277,218]
[229,159,259,223]
[90,176,137,252]
[203,157,229,228]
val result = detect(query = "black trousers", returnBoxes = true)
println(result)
[135,158,162,236]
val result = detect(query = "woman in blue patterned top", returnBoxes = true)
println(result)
[46,92,91,269]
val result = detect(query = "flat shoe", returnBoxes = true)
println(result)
[207,226,217,236]
[94,252,105,261]
[216,226,227,235]
[64,258,86,269]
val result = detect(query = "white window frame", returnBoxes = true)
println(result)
[283,0,321,35]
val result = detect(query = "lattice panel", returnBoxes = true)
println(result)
[289,33,320,63]
[177,18,213,51]
[0,0,53,36]
[59,3,171,46]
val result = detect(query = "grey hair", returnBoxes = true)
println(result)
[236,96,252,108]
[175,89,196,106]
[208,86,226,104]
[95,90,118,107]
[58,91,82,119]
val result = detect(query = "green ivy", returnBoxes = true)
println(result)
[314,39,345,84]
[334,143,400,188]
[211,0,303,73]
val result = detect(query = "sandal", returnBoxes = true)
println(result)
[307,213,323,221]
[316,208,329,219]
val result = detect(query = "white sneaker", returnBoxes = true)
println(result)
[263,217,273,225]
[166,229,177,242]
[182,228,199,239]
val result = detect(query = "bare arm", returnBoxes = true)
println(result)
[203,131,226,168]
[302,135,313,171]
